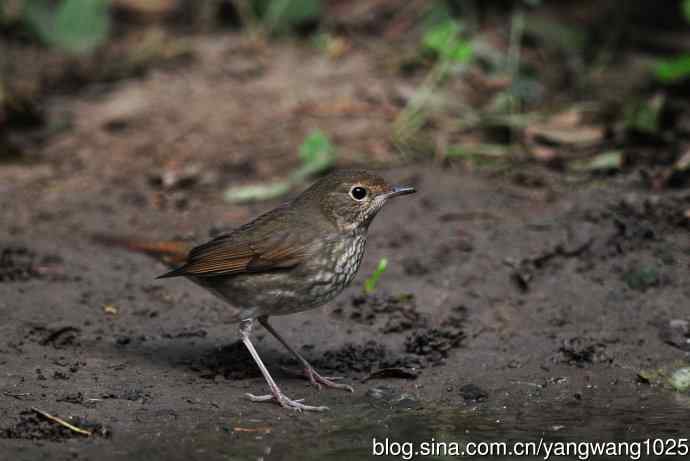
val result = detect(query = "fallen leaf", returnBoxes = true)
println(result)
[525,108,604,151]
[233,426,272,434]
[569,151,623,172]
[527,125,604,146]
[223,181,291,204]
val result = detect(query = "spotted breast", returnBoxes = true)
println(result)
[306,231,367,305]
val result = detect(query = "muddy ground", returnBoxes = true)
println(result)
[2,33,690,460]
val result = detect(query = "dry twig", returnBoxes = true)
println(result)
[31,407,92,436]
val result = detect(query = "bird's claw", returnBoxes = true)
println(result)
[245,392,329,412]
[305,367,354,393]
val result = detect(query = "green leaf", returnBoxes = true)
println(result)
[655,55,690,83]
[224,129,336,203]
[298,129,332,163]
[24,0,110,54]
[654,0,690,83]
[423,20,459,53]
[422,20,473,64]
[292,129,336,181]
[223,181,292,204]
[54,0,109,53]
[569,151,623,172]
[622,265,659,291]
[364,258,388,294]
[448,41,473,63]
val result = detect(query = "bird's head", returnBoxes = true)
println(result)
[297,169,416,232]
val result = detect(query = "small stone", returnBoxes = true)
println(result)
[366,385,397,400]
[658,319,690,351]
[366,385,417,408]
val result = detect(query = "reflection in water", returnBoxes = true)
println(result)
[252,392,689,460]
[109,391,689,460]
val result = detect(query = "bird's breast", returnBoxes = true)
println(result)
[200,232,368,318]
[304,232,367,303]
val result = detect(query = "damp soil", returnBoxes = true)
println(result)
[2,34,690,461]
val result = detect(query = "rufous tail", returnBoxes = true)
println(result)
[93,234,191,267]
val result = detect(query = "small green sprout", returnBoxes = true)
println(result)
[653,0,690,83]
[363,258,388,294]
[393,20,473,145]
[224,129,336,204]
[291,129,336,182]
[422,20,473,64]
[655,56,690,83]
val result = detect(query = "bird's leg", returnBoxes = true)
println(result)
[239,319,328,412]
[258,316,354,393]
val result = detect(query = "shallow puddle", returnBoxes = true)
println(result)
[222,391,689,460]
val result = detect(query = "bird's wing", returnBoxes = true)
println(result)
[157,231,310,278]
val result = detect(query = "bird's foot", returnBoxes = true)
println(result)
[245,391,329,412]
[304,367,354,393]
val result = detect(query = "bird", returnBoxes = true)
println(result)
[101,169,415,411]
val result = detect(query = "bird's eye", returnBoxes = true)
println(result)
[349,186,368,201]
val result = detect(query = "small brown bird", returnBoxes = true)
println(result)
[105,169,415,411]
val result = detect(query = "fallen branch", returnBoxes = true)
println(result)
[31,407,92,436]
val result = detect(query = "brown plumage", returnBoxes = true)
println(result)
[99,169,415,411]
[158,221,308,278]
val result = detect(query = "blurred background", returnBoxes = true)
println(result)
[4,2,690,455]
[3,0,690,202]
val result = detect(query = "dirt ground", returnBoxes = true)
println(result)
[2,33,690,460]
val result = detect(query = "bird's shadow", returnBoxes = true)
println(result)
[94,334,304,382]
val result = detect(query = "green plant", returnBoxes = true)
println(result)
[224,129,336,203]
[363,258,388,294]
[655,56,690,83]
[393,19,474,146]
[23,0,110,54]
[292,129,336,181]
[422,20,473,63]
[654,0,690,83]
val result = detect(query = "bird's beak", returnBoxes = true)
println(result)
[385,185,416,198]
